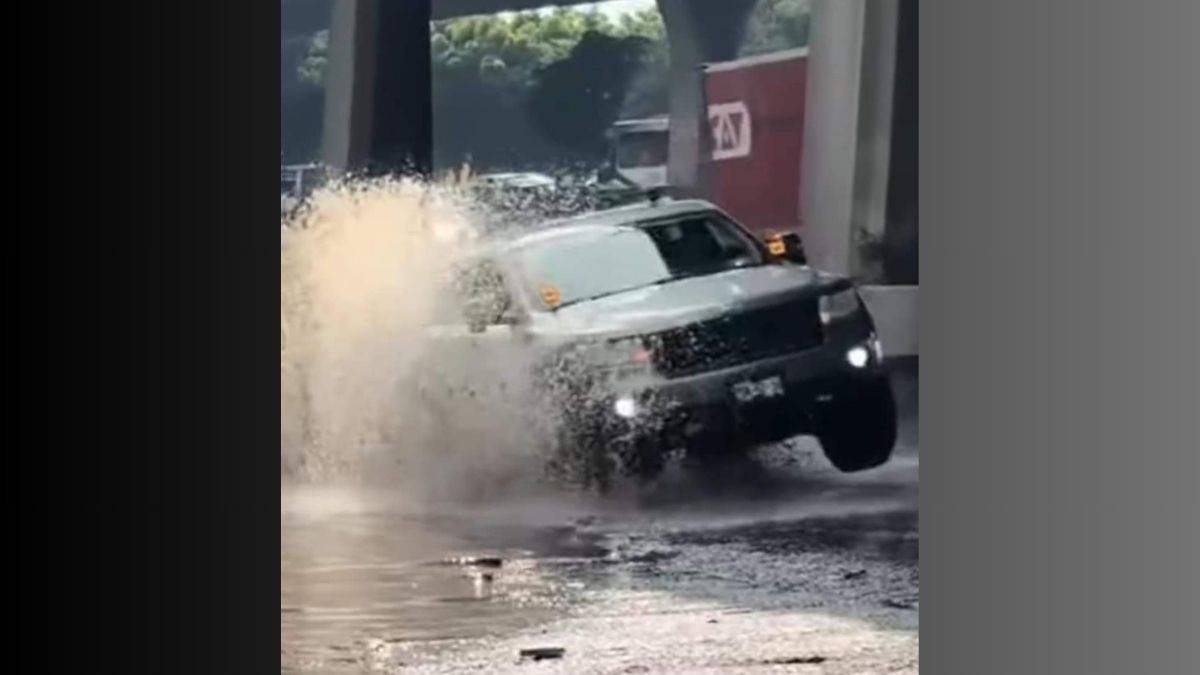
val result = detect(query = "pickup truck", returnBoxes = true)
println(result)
[421,197,896,490]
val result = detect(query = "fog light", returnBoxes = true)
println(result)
[846,345,870,368]
[613,396,638,418]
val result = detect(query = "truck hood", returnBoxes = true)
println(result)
[534,264,835,339]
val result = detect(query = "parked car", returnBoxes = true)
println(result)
[280,163,327,219]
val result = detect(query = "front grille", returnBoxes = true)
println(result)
[648,296,823,378]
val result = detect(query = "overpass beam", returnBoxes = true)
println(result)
[322,0,432,175]
[657,0,758,193]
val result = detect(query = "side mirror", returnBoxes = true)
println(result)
[463,301,497,333]
[461,287,513,333]
[765,232,808,265]
[453,261,512,333]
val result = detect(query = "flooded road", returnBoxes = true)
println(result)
[282,369,918,673]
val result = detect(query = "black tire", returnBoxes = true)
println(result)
[582,438,615,493]
[816,377,898,472]
[616,436,665,484]
[554,407,616,493]
[682,428,736,466]
[558,396,668,490]
[682,438,768,495]
[682,430,755,477]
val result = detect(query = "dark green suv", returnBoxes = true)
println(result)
[425,198,896,488]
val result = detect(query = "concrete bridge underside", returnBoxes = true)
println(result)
[321,0,915,285]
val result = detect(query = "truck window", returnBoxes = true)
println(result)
[513,213,764,310]
[642,214,762,276]
[616,132,668,168]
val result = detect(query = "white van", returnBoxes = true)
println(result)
[609,117,669,190]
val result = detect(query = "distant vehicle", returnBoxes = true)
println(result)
[472,172,558,192]
[281,163,326,219]
[422,197,896,490]
[463,171,568,229]
[607,117,669,190]
[468,170,648,222]
[602,52,810,239]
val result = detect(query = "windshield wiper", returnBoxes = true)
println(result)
[552,263,761,311]
[649,271,701,285]
[552,273,702,311]
[649,261,763,285]
[552,287,642,311]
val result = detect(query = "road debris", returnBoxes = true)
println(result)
[519,647,565,661]
[627,550,681,564]
[442,555,504,568]
[764,656,827,665]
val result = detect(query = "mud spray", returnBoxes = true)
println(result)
[280,176,581,500]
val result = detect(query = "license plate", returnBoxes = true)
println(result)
[730,375,785,404]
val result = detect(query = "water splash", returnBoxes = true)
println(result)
[281,175,478,482]
[281,171,666,497]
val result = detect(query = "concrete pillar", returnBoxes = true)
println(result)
[322,0,432,175]
[657,0,758,194]
[852,0,899,279]
[322,0,374,172]
[884,0,918,284]
[799,0,899,277]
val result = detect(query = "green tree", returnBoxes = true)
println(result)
[299,8,667,90]
[425,8,668,169]
[290,4,812,169]
[429,8,664,88]
[526,30,655,156]
[297,29,328,87]
[741,0,811,57]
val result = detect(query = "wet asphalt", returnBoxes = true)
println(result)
[282,364,918,673]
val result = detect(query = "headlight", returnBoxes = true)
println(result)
[587,338,653,371]
[613,396,638,418]
[846,345,870,368]
[819,287,860,323]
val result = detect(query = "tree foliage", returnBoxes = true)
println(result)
[526,31,656,156]
[296,8,665,91]
[283,4,810,168]
[741,0,811,57]
[297,29,328,87]
[427,8,667,170]
[282,6,329,163]
[431,8,664,89]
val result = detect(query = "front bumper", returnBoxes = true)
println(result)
[602,317,886,447]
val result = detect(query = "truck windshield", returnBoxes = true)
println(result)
[516,213,763,310]
[615,132,668,168]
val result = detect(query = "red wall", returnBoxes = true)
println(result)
[701,53,808,236]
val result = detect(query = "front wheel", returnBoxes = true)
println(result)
[616,436,665,484]
[816,377,897,472]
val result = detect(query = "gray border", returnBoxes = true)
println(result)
[922,1,1200,672]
